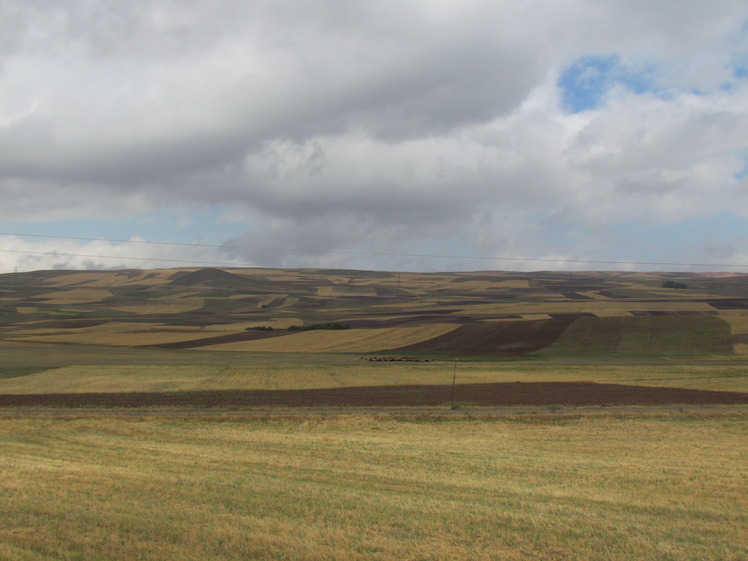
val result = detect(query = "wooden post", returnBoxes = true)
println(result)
[450,359,458,408]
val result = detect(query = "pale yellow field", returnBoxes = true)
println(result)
[39,269,177,287]
[12,333,197,346]
[429,279,531,290]
[36,288,113,304]
[228,294,299,309]
[14,306,38,314]
[206,323,460,353]
[0,414,745,561]
[724,316,748,355]
[476,299,719,317]
[519,313,553,320]
[10,322,203,347]
[724,315,748,334]
[112,295,205,314]
[316,285,378,296]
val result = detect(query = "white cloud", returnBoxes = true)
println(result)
[1,1,747,272]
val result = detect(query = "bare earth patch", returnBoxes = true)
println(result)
[1,382,745,408]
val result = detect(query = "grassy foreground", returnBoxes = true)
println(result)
[2,357,747,394]
[1,413,746,561]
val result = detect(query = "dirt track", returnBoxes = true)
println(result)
[1,382,746,408]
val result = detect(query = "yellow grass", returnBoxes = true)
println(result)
[577,291,612,300]
[206,324,460,353]
[316,285,378,296]
[476,299,718,317]
[12,332,199,346]
[10,322,203,347]
[227,293,298,308]
[112,295,205,314]
[520,313,553,320]
[431,279,530,290]
[722,317,748,355]
[724,315,748,335]
[40,269,177,287]
[36,288,112,304]
[1,361,745,395]
[0,414,745,561]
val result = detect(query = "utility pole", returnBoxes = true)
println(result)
[450,359,458,409]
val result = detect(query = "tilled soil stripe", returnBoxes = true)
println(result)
[1,382,746,408]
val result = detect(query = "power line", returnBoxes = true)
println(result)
[0,231,746,270]
[0,248,246,267]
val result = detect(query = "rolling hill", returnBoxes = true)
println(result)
[1,267,747,358]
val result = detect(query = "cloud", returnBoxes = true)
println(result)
[1,1,747,272]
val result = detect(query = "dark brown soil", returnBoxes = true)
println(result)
[148,330,285,349]
[708,299,748,309]
[394,319,575,356]
[1,382,745,408]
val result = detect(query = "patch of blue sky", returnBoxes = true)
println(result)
[736,158,748,180]
[2,204,248,247]
[610,212,748,269]
[558,54,664,113]
[732,57,748,79]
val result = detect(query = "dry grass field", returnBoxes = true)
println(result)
[208,324,459,353]
[1,340,747,396]
[1,268,748,560]
[1,413,745,561]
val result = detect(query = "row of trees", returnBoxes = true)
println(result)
[247,322,351,332]
[662,280,688,289]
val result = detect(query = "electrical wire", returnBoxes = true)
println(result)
[0,231,746,269]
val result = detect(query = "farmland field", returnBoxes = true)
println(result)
[1,413,746,561]
[1,267,747,560]
[2,267,748,358]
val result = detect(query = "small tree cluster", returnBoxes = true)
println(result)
[662,280,688,289]
[288,322,351,331]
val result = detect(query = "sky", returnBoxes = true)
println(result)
[1,0,748,273]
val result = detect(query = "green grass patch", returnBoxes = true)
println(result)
[0,367,50,380]
[539,316,734,357]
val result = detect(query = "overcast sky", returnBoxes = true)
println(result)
[1,0,747,273]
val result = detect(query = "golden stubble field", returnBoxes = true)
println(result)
[1,413,745,561]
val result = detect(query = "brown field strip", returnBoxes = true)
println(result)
[200,324,460,352]
[2,382,746,408]
[111,296,205,314]
[396,318,574,356]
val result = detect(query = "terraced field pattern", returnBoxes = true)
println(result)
[1,267,748,407]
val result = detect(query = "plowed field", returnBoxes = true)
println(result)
[1,382,745,408]
[394,318,574,356]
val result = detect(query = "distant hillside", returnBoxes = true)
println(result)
[168,268,266,290]
[1,267,747,358]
